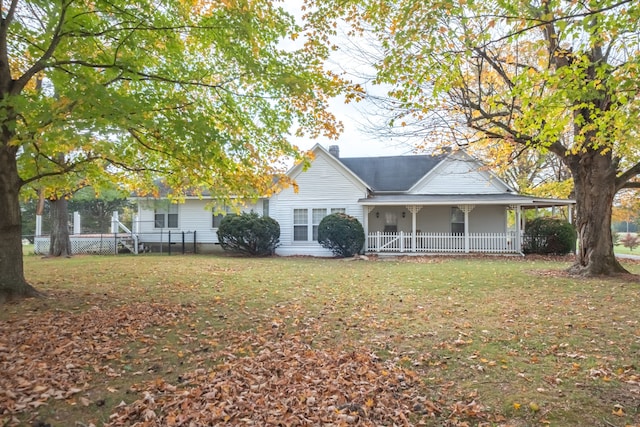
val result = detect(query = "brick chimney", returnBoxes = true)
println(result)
[328,145,340,158]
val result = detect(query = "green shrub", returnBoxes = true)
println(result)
[217,212,280,256]
[317,213,365,257]
[523,217,577,255]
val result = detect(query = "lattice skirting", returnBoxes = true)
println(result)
[34,236,118,255]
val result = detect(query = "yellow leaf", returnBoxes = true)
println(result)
[513,402,521,410]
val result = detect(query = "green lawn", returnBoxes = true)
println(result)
[614,232,640,255]
[2,254,639,426]
[614,244,640,255]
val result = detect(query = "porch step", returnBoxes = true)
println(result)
[117,236,138,254]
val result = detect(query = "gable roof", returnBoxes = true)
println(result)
[287,144,371,191]
[338,155,446,192]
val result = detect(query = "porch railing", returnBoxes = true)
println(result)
[367,231,519,254]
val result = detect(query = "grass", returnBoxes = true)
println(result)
[614,244,640,255]
[2,254,640,426]
[614,232,640,255]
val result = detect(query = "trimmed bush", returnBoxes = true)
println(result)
[317,213,365,257]
[217,212,280,256]
[523,217,576,255]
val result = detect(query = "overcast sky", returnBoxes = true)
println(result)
[283,1,417,158]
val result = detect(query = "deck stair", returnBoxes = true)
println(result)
[112,214,139,254]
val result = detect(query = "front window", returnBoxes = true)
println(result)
[312,208,327,240]
[293,209,308,241]
[451,207,465,234]
[294,208,345,242]
[212,203,230,228]
[383,212,398,233]
[155,204,178,228]
[212,210,225,228]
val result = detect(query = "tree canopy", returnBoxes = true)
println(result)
[11,0,342,199]
[0,0,345,300]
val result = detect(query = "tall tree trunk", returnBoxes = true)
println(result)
[0,145,40,303]
[565,150,628,276]
[49,197,72,257]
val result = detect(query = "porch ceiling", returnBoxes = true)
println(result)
[358,193,575,207]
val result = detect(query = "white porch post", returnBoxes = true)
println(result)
[458,204,475,253]
[407,205,422,252]
[35,215,42,237]
[111,211,119,233]
[364,206,374,252]
[516,205,522,253]
[73,211,81,235]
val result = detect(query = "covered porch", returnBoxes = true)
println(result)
[360,194,574,255]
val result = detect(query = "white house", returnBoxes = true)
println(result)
[132,144,574,256]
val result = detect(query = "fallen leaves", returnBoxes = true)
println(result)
[4,255,640,425]
[1,298,493,426]
[106,333,488,426]
[0,302,189,421]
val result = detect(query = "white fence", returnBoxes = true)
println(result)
[34,235,120,255]
[367,232,519,254]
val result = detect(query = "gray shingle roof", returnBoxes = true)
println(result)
[338,155,446,191]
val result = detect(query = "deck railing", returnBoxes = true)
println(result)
[367,231,519,254]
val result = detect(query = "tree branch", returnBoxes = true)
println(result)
[478,0,635,51]
[52,60,231,89]
[0,0,19,92]
[20,154,103,187]
[473,47,514,89]
[127,128,175,158]
[616,162,640,192]
[13,0,70,94]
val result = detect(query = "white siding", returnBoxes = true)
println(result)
[417,206,453,233]
[412,157,508,194]
[136,198,261,244]
[271,151,368,256]
[469,205,506,233]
